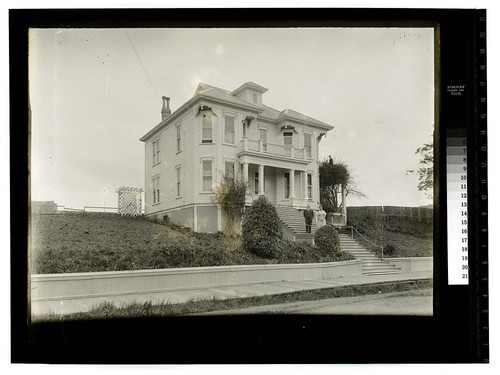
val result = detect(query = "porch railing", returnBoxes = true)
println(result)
[239,138,309,160]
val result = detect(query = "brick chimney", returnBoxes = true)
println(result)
[161,96,171,121]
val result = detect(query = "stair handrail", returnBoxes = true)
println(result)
[329,223,385,260]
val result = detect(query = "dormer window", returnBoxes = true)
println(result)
[252,92,258,105]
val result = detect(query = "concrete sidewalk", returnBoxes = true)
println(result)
[31,270,432,316]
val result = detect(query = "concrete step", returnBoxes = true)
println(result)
[364,270,401,276]
[362,264,398,269]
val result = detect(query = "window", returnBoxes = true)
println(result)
[224,115,235,144]
[152,176,160,204]
[284,172,290,199]
[176,124,181,152]
[152,138,160,165]
[225,161,235,183]
[176,167,181,197]
[283,131,293,155]
[252,92,258,105]
[307,173,312,199]
[304,133,312,158]
[202,114,213,143]
[259,129,268,152]
[202,160,213,191]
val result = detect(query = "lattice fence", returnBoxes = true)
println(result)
[116,187,143,216]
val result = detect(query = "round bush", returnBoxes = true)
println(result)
[383,241,397,257]
[242,196,283,258]
[314,225,340,254]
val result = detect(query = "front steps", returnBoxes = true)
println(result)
[338,233,401,276]
[275,205,317,236]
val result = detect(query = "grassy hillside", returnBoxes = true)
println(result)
[31,212,354,274]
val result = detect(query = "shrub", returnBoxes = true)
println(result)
[383,241,397,257]
[279,240,313,263]
[242,196,283,258]
[212,173,247,235]
[314,225,340,255]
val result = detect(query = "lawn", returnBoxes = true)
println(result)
[31,212,354,274]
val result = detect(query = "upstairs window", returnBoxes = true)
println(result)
[259,129,268,152]
[152,138,160,165]
[283,132,293,156]
[202,160,213,191]
[176,124,181,152]
[224,115,235,144]
[202,115,213,143]
[304,133,312,158]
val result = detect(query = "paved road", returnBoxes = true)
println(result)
[197,288,433,316]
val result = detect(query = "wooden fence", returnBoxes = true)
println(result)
[347,206,433,223]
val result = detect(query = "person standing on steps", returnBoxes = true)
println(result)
[303,204,314,233]
[316,204,327,228]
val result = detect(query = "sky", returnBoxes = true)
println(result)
[29,27,435,209]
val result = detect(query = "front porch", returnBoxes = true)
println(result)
[241,164,318,211]
[237,148,319,211]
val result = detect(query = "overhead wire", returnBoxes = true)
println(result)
[124,29,160,101]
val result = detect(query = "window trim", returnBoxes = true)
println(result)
[176,123,182,153]
[152,175,160,205]
[201,159,214,192]
[152,137,161,166]
[251,92,258,105]
[176,166,181,197]
[201,114,213,144]
[283,131,293,146]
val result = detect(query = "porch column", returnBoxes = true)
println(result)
[303,171,308,199]
[289,169,295,198]
[217,205,222,232]
[193,205,198,232]
[341,183,347,215]
[258,164,265,194]
[242,162,249,184]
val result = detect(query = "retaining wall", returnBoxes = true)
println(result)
[31,260,363,301]
[388,257,433,272]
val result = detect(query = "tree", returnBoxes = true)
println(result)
[319,159,365,213]
[212,173,247,235]
[406,142,433,200]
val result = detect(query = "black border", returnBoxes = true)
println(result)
[10,8,487,364]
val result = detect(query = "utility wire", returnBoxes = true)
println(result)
[124,29,160,100]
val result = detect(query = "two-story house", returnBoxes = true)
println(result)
[140,82,334,237]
